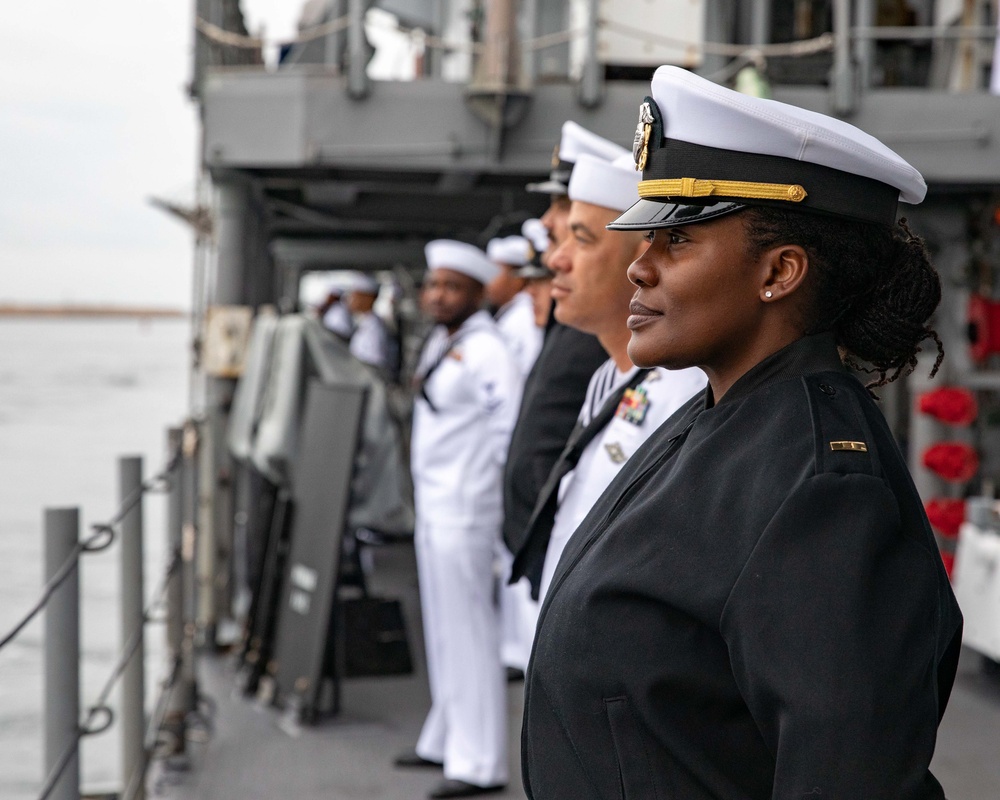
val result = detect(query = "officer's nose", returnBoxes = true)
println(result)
[547,239,572,274]
[628,247,657,288]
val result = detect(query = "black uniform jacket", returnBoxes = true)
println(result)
[503,321,607,554]
[523,334,963,800]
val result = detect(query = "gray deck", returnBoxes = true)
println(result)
[154,541,1000,800]
[153,542,527,800]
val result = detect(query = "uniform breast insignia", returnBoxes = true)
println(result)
[447,349,463,361]
[615,386,650,425]
[830,440,868,452]
[604,442,626,464]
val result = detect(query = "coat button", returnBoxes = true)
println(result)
[819,383,836,396]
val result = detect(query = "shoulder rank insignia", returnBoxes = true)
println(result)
[616,385,650,425]
[604,442,626,464]
[830,440,867,452]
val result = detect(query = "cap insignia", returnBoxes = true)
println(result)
[633,102,655,172]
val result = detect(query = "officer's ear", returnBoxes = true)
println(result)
[759,244,808,305]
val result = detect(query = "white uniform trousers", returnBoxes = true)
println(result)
[414,518,508,787]
[496,545,539,672]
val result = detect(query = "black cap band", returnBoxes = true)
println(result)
[639,139,899,226]
[526,159,574,195]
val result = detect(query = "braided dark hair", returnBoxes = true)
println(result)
[743,207,944,387]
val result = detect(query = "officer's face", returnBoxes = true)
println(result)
[421,268,484,329]
[548,200,647,338]
[625,213,769,375]
[540,197,571,257]
[525,277,553,328]
[485,265,525,308]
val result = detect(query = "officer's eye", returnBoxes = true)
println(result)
[643,230,655,243]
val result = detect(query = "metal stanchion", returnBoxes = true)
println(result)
[43,507,81,800]
[578,0,603,107]
[181,425,201,721]
[119,456,145,800]
[163,428,196,758]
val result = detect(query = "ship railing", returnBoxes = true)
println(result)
[0,423,207,800]
[192,0,998,126]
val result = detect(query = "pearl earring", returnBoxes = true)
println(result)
[764,291,773,298]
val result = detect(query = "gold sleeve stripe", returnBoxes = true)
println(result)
[637,178,807,203]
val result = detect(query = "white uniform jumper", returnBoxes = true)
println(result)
[537,361,706,601]
[349,311,391,371]
[495,291,543,378]
[494,290,544,671]
[411,309,522,787]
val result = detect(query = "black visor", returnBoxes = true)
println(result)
[607,199,745,231]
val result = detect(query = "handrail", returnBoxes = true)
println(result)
[852,25,998,41]
[195,12,999,67]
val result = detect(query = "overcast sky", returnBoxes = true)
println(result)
[0,1,301,309]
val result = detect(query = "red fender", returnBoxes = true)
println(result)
[922,442,980,483]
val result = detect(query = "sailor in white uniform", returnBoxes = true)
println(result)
[484,233,546,676]
[509,153,707,603]
[518,218,555,329]
[485,235,543,378]
[401,240,521,799]
[318,277,355,340]
[346,273,392,372]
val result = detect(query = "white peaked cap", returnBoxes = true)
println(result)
[610,66,927,231]
[521,218,550,254]
[558,120,630,165]
[487,236,532,267]
[424,239,498,286]
[649,66,925,204]
[569,153,642,212]
[527,122,630,195]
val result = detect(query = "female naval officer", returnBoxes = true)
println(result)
[521,66,963,800]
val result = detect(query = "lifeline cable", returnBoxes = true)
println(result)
[35,550,181,800]
[0,457,178,653]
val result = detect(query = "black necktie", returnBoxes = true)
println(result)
[413,331,467,413]
[510,368,652,599]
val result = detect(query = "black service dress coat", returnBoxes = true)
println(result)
[523,333,962,800]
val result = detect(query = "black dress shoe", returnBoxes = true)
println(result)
[393,750,443,768]
[505,666,525,683]
[428,779,506,798]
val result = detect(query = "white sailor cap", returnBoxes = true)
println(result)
[487,235,533,267]
[346,271,379,294]
[609,65,926,231]
[521,218,550,255]
[324,275,354,297]
[424,239,498,286]
[569,153,642,213]
[527,121,630,195]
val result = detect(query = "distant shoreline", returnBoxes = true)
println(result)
[0,303,187,319]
